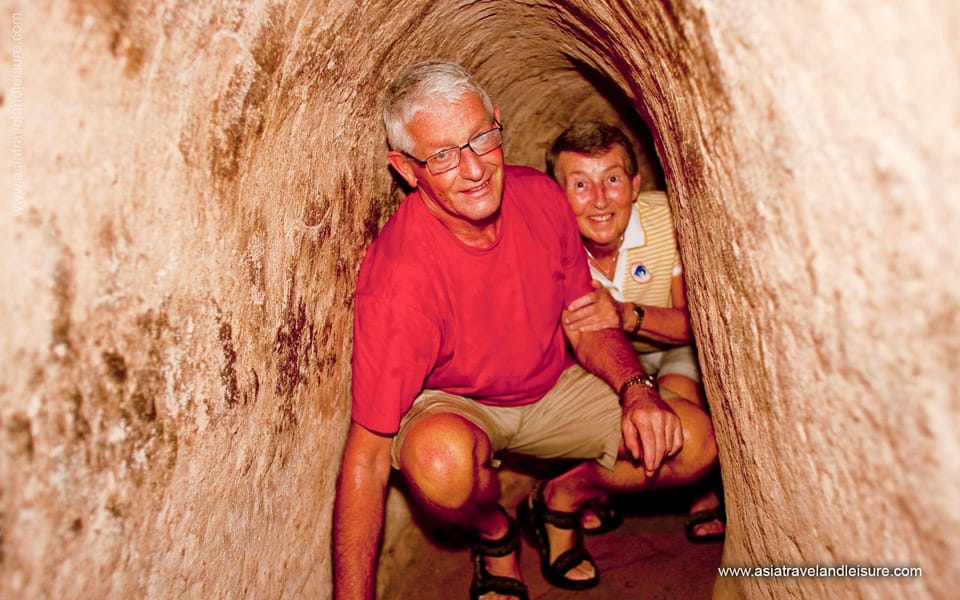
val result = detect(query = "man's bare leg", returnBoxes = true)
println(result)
[580,373,719,531]
[397,412,523,600]
[658,374,726,539]
[541,393,719,578]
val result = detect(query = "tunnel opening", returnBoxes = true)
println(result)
[369,6,726,598]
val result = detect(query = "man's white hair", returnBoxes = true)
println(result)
[383,60,495,154]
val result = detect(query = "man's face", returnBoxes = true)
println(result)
[555,145,641,251]
[391,93,504,227]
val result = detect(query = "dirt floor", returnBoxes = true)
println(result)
[385,488,725,599]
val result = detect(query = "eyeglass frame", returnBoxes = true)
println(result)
[402,120,504,175]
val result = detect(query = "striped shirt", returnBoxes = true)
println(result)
[587,191,682,352]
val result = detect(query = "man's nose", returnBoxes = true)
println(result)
[458,146,484,179]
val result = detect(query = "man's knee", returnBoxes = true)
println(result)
[397,412,492,510]
[658,373,704,406]
[667,398,718,475]
[658,375,718,472]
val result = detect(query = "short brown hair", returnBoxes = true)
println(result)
[546,121,638,180]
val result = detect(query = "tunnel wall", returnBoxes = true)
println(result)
[1,1,958,599]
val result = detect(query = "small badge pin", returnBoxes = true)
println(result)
[631,263,652,284]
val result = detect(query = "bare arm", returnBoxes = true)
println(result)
[333,422,394,600]
[563,275,692,345]
[631,274,692,343]
[565,324,683,475]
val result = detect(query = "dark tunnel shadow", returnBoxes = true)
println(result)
[567,54,666,191]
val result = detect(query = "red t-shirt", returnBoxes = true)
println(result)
[351,166,592,434]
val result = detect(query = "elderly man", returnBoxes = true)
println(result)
[333,61,715,600]
[547,120,724,542]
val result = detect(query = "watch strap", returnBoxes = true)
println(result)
[630,304,645,334]
[618,373,657,405]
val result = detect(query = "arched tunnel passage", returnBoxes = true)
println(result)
[1,2,957,600]
[371,54,721,600]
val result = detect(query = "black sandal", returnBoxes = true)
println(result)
[582,496,623,536]
[518,483,599,590]
[470,505,529,600]
[684,501,726,544]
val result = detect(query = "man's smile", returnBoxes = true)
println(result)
[459,178,492,196]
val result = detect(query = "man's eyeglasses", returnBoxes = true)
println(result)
[404,121,503,175]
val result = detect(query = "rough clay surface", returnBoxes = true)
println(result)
[1,1,957,599]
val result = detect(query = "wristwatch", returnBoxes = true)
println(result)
[630,304,645,334]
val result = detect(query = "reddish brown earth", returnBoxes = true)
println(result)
[1,2,957,599]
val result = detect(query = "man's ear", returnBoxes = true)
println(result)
[631,171,643,192]
[388,151,419,188]
[493,106,501,124]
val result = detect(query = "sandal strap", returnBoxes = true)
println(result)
[549,545,597,580]
[532,483,580,530]
[470,505,529,600]
[582,497,623,535]
[471,506,520,557]
[686,507,725,527]
[470,571,529,600]
[521,482,600,591]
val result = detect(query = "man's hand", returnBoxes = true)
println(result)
[621,385,683,476]
[563,280,628,333]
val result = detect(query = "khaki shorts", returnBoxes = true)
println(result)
[390,364,622,471]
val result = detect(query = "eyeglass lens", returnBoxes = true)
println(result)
[426,124,502,174]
